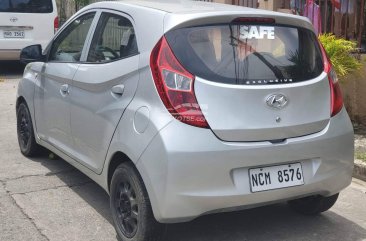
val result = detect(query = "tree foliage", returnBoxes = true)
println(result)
[318,34,361,77]
[73,0,90,11]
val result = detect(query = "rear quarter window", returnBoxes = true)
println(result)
[0,0,53,13]
[165,24,324,85]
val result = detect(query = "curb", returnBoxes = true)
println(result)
[353,159,366,182]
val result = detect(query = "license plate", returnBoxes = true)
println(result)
[249,163,304,193]
[3,31,25,38]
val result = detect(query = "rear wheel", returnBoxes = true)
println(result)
[110,162,165,241]
[288,193,339,215]
[16,102,43,157]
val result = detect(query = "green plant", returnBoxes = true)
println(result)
[318,34,361,77]
[356,152,366,162]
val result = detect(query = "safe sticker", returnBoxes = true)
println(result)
[239,26,275,40]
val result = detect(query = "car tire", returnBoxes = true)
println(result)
[16,102,43,157]
[110,162,165,241]
[288,193,339,215]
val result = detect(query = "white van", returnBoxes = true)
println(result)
[0,0,58,60]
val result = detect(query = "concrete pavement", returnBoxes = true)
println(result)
[0,61,365,241]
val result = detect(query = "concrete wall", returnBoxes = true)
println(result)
[340,57,366,125]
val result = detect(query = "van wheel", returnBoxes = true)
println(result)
[288,193,339,215]
[16,102,42,157]
[110,163,165,241]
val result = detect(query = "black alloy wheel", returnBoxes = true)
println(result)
[110,162,165,241]
[115,180,139,237]
[17,102,42,156]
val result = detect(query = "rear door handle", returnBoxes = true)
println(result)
[60,84,69,95]
[111,84,125,96]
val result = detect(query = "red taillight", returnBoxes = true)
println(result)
[150,37,209,128]
[54,16,59,33]
[318,41,343,117]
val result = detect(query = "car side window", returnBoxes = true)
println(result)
[87,13,138,63]
[49,12,96,62]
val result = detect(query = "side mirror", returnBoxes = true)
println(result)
[20,45,45,64]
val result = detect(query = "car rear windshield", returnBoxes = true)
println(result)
[0,0,53,13]
[165,24,324,85]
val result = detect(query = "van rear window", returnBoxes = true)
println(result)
[165,24,324,85]
[0,0,53,13]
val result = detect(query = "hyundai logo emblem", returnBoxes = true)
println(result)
[10,17,18,22]
[266,94,289,109]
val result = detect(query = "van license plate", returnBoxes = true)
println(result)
[3,31,25,38]
[249,163,304,193]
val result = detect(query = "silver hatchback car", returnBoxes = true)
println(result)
[16,1,354,240]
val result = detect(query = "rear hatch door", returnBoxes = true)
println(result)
[166,21,330,142]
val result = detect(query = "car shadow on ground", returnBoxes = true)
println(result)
[26,153,366,241]
[0,61,25,77]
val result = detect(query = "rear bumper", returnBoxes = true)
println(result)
[137,108,354,223]
[0,49,21,60]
